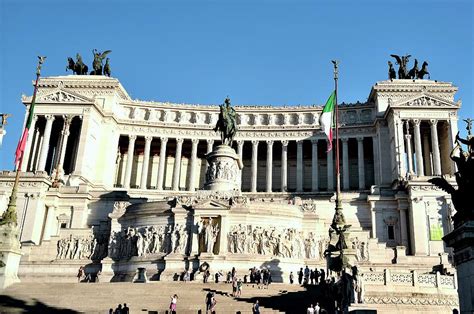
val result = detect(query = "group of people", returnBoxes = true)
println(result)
[108,303,129,314]
[248,267,273,289]
[291,266,326,285]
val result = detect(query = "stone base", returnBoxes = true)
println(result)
[159,254,189,281]
[204,145,243,192]
[0,223,22,289]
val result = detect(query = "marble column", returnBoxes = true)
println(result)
[266,140,273,192]
[281,140,288,192]
[205,139,214,172]
[357,137,365,190]
[311,139,319,192]
[188,139,199,191]
[37,115,55,171]
[296,140,304,192]
[236,140,244,190]
[422,132,432,176]
[42,205,56,241]
[372,135,380,185]
[172,138,184,191]
[157,137,168,190]
[430,119,442,175]
[140,136,152,189]
[124,135,137,189]
[33,130,43,171]
[21,115,38,172]
[251,140,259,193]
[327,140,334,191]
[413,119,424,176]
[119,153,127,187]
[395,117,406,178]
[405,121,414,174]
[342,138,349,190]
[28,127,40,171]
[57,116,73,172]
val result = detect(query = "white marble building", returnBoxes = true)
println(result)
[0,75,461,310]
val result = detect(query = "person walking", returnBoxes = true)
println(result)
[169,294,178,314]
[210,295,217,314]
[122,303,129,314]
[289,271,294,284]
[77,266,84,283]
[307,304,315,314]
[252,300,260,314]
[314,302,321,314]
[298,268,303,285]
[237,278,243,297]
[205,291,214,313]
[232,276,238,296]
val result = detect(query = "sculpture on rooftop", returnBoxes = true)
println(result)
[213,97,237,146]
[90,49,112,75]
[429,119,474,226]
[388,61,396,80]
[66,53,88,75]
[389,54,430,80]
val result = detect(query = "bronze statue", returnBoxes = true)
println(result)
[464,118,473,136]
[429,122,474,226]
[213,97,237,146]
[388,61,396,80]
[417,61,430,79]
[0,113,11,126]
[390,54,411,79]
[66,53,88,75]
[90,49,112,75]
[103,58,111,77]
[408,59,419,79]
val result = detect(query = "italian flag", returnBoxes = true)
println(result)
[14,91,37,169]
[319,91,336,152]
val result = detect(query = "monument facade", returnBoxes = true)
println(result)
[0,75,461,311]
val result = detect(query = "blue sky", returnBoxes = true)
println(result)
[0,0,472,169]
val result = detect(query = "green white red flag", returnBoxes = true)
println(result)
[14,92,37,169]
[319,91,336,152]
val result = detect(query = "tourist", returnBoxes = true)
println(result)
[237,278,243,297]
[252,300,260,314]
[226,271,232,283]
[122,303,129,314]
[298,268,303,284]
[304,266,310,284]
[108,309,113,314]
[266,271,272,289]
[203,269,210,283]
[310,269,315,285]
[95,270,101,283]
[307,304,314,314]
[314,268,319,285]
[319,269,326,284]
[289,271,294,284]
[114,304,122,314]
[169,294,178,314]
[231,266,236,278]
[210,295,217,313]
[205,291,214,313]
[77,266,84,282]
[215,270,222,283]
[314,302,321,314]
[232,276,238,296]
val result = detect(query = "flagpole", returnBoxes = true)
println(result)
[331,60,345,229]
[1,57,45,225]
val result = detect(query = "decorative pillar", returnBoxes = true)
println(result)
[370,202,377,238]
[140,136,152,189]
[205,139,214,172]
[342,138,349,190]
[42,205,56,241]
[33,130,43,171]
[123,135,137,189]
[236,140,244,190]
[281,140,288,192]
[405,121,414,174]
[266,140,273,193]
[37,115,55,171]
[311,139,319,191]
[357,137,365,190]
[430,119,442,175]
[327,140,334,191]
[296,140,304,192]
[20,115,38,172]
[251,140,259,193]
[413,119,424,176]
[57,115,73,172]
[157,137,168,191]
[372,134,380,185]
[172,138,184,191]
[394,117,406,178]
[422,132,432,176]
[188,139,199,191]
[399,207,409,247]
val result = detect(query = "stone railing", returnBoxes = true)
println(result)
[362,269,456,289]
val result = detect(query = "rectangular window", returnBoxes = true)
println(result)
[60,222,67,229]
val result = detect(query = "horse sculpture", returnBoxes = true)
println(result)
[388,61,396,80]
[213,97,237,146]
[417,61,430,79]
[66,54,88,75]
[408,59,419,79]
[390,54,411,79]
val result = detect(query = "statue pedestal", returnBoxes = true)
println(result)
[0,223,22,289]
[204,145,243,192]
[443,219,474,313]
[160,254,189,281]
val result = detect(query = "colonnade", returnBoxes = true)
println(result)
[115,135,374,193]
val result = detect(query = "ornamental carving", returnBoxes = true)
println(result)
[206,159,238,182]
[41,91,86,103]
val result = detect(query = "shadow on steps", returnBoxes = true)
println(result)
[0,295,79,314]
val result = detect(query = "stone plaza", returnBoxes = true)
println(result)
[0,74,463,313]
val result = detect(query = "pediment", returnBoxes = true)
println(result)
[39,89,93,103]
[193,199,231,210]
[391,93,459,108]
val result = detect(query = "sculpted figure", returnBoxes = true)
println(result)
[213,97,237,145]
[407,59,419,79]
[388,61,396,80]
[90,49,112,75]
[390,54,411,79]
[417,61,430,79]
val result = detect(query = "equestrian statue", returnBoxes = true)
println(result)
[213,97,237,146]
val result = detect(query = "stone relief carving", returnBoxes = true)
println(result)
[108,224,190,260]
[42,91,78,102]
[56,233,108,260]
[350,237,369,262]
[227,224,328,260]
[205,158,238,183]
[198,218,220,254]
